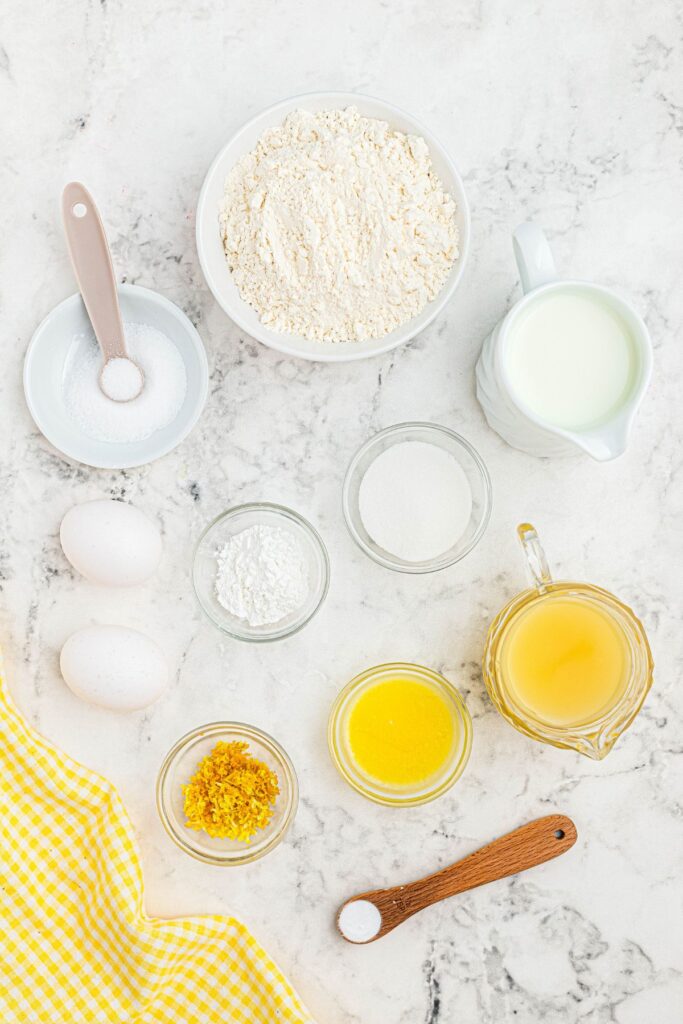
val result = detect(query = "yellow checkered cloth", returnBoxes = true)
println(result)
[0,673,314,1023]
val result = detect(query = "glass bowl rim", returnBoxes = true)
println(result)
[342,421,492,574]
[327,661,473,806]
[192,501,330,642]
[156,720,299,865]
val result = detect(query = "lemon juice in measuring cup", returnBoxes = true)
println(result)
[483,525,653,759]
[476,223,652,460]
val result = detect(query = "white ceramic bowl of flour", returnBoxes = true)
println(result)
[196,92,470,362]
[24,284,208,469]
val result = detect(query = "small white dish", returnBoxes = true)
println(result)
[24,284,209,469]
[196,91,470,363]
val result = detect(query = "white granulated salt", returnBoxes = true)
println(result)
[214,525,309,627]
[220,106,459,343]
[63,322,186,444]
[337,900,382,943]
[358,441,473,562]
[100,357,144,402]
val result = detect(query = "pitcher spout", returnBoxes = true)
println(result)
[571,414,633,462]
[579,732,616,761]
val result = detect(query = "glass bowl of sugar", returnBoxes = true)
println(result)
[343,423,492,573]
[192,502,330,642]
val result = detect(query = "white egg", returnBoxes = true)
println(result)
[60,625,169,711]
[60,499,162,586]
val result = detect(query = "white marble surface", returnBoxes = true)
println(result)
[2,1,682,1021]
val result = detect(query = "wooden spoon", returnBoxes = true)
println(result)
[336,814,577,944]
[62,181,144,402]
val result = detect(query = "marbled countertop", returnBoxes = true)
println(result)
[2,1,682,1021]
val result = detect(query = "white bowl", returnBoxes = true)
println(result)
[196,92,470,363]
[24,284,209,469]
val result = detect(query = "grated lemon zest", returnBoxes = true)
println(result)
[183,740,280,842]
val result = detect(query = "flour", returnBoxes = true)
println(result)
[214,525,309,626]
[219,107,459,342]
[358,441,473,562]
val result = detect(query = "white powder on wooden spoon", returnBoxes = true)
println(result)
[337,900,382,943]
[358,441,472,562]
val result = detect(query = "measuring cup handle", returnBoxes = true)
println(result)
[517,523,553,592]
[513,223,557,293]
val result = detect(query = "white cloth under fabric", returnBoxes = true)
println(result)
[220,106,459,342]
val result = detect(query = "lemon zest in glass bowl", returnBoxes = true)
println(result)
[182,741,279,842]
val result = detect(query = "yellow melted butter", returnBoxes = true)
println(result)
[346,677,456,787]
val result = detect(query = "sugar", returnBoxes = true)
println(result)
[63,322,186,444]
[358,441,473,562]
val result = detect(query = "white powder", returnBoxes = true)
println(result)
[337,900,382,943]
[214,525,309,627]
[100,357,144,402]
[63,322,187,443]
[220,106,459,343]
[358,441,473,562]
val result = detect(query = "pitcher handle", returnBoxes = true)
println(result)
[513,223,557,293]
[517,523,553,593]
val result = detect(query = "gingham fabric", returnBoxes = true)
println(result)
[0,672,314,1023]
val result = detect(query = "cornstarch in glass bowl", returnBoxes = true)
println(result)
[214,524,309,627]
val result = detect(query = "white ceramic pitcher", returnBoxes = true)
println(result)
[475,224,652,460]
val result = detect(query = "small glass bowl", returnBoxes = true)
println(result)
[342,422,492,573]
[192,502,330,642]
[328,662,473,807]
[156,722,299,865]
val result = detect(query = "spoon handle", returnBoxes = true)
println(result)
[62,182,128,362]
[398,815,577,918]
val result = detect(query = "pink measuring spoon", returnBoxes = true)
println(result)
[62,181,144,402]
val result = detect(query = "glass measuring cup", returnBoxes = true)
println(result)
[482,524,653,759]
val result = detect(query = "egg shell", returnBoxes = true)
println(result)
[60,625,169,711]
[60,499,162,586]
